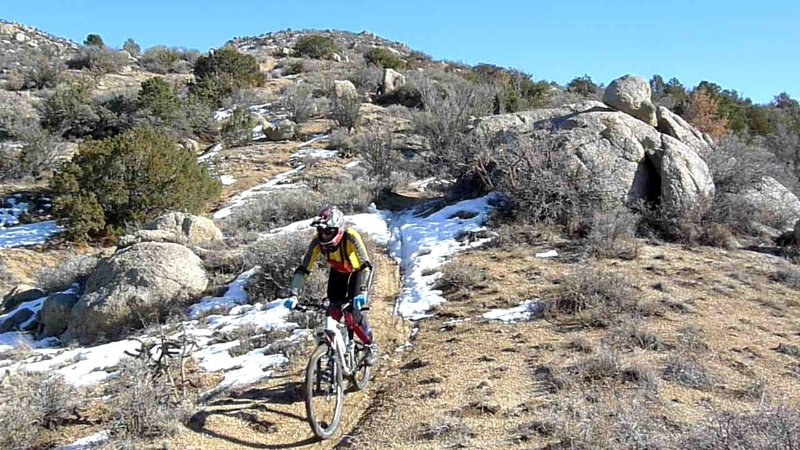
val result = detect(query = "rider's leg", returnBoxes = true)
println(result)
[347,270,373,343]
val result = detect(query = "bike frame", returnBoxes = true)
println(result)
[320,310,358,376]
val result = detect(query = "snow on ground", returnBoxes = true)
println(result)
[219,175,236,186]
[197,143,223,163]
[297,134,330,148]
[188,268,257,319]
[483,300,544,323]
[0,220,63,249]
[57,431,110,450]
[289,147,338,161]
[0,195,30,228]
[0,296,46,333]
[383,194,500,320]
[212,165,306,220]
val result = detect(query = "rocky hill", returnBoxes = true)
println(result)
[0,22,799,450]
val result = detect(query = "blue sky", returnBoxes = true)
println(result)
[3,0,798,104]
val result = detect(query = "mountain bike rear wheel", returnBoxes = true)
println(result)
[350,343,373,391]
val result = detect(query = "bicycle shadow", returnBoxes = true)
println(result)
[187,380,321,449]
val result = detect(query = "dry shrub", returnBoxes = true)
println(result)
[36,255,99,293]
[243,231,312,302]
[587,208,640,259]
[412,76,494,180]
[770,264,800,291]
[603,322,668,351]
[107,357,193,442]
[281,83,316,123]
[545,267,640,328]
[331,91,362,129]
[224,189,324,235]
[537,389,672,449]
[682,404,800,450]
[0,371,80,449]
[662,355,716,391]
[436,259,489,300]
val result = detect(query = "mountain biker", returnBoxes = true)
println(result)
[286,206,378,366]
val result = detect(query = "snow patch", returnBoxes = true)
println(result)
[220,175,236,186]
[188,267,258,319]
[385,194,500,320]
[0,221,62,248]
[483,300,544,323]
[212,165,305,219]
[57,431,110,450]
[535,250,558,259]
[290,148,338,160]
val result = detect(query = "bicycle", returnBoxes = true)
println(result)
[295,298,375,440]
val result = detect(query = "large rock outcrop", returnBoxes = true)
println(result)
[656,106,714,154]
[119,212,223,248]
[66,242,207,344]
[472,99,715,213]
[741,177,800,227]
[36,292,80,339]
[603,75,658,126]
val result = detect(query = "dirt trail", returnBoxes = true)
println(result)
[168,253,408,449]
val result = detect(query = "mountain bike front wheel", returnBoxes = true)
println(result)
[304,344,344,440]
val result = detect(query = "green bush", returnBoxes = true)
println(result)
[294,35,340,59]
[134,78,214,137]
[84,34,105,47]
[364,47,405,70]
[220,107,255,147]
[122,38,141,58]
[39,79,95,136]
[191,47,263,105]
[137,77,181,125]
[50,128,221,241]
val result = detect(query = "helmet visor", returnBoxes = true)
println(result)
[318,227,337,243]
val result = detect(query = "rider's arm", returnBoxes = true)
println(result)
[290,238,321,294]
[345,229,371,295]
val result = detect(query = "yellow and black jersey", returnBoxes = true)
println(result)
[292,228,371,295]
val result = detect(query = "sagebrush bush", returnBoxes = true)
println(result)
[0,372,80,449]
[108,358,192,441]
[364,47,405,70]
[67,46,128,79]
[139,46,198,74]
[191,47,263,105]
[243,231,325,302]
[12,123,64,178]
[348,63,384,94]
[5,47,65,90]
[662,356,716,390]
[545,268,639,328]
[281,83,316,123]
[413,77,495,174]
[682,404,800,450]
[50,128,221,241]
[587,208,640,260]
[770,264,800,291]
[331,90,362,129]
[220,107,255,147]
[294,35,340,59]
[471,64,549,113]
[36,255,99,293]
[225,188,324,234]
[486,133,612,234]
[352,128,402,189]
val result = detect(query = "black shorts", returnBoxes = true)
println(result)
[327,270,368,304]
